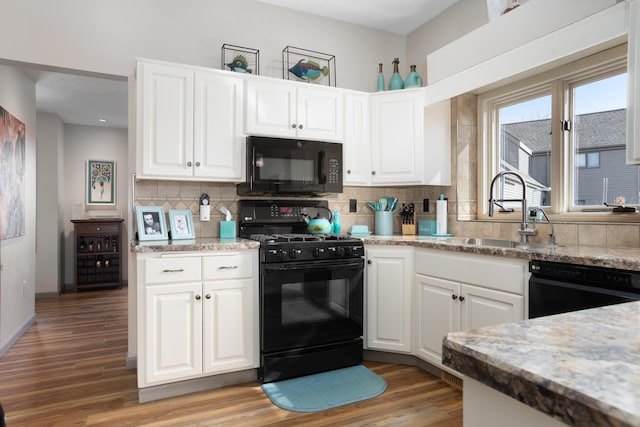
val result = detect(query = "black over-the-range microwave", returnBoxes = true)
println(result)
[237,136,343,196]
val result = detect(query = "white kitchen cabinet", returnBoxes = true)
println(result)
[365,246,414,353]
[370,90,425,185]
[245,78,343,142]
[137,251,258,388]
[414,248,526,368]
[343,92,371,185]
[137,61,244,181]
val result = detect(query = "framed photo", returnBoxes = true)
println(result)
[169,210,195,240]
[136,206,168,241]
[87,160,116,205]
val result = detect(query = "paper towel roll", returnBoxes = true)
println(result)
[436,199,447,235]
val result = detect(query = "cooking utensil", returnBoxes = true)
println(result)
[367,202,377,211]
[378,198,388,211]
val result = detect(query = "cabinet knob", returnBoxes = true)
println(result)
[195,161,201,167]
[367,260,372,265]
[195,295,201,300]
[187,161,193,167]
[347,169,352,174]
[459,296,465,302]
[371,171,376,175]
[205,294,211,299]
[298,124,303,129]
[291,124,297,129]
[452,294,458,300]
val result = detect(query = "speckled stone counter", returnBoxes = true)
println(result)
[442,302,640,427]
[362,235,640,271]
[130,237,260,253]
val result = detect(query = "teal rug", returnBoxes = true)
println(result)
[261,365,387,412]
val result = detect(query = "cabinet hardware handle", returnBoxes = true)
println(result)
[347,169,352,174]
[195,161,201,167]
[371,171,376,175]
[218,265,238,270]
[162,269,185,273]
[291,124,297,129]
[187,161,192,167]
[205,294,211,299]
[452,294,458,300]
[459,296,465,302]
[195,295,201,300]
[298,124,303,129]
[367,260,372,265]
[96,227,101,231]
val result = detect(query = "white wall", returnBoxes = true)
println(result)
[0,0,406,92]
[0,65,37,354]
[63,125,129,288]
[36,113,65,295]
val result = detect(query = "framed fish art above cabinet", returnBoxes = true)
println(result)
[221,43,260,75]
[282,46,335,87]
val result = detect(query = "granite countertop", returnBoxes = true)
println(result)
[362,235,640,271]
[130,237,260,253]
[442,301,640,427]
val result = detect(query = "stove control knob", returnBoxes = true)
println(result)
[289,249,302,259]
[337,246,351,257]
[313,247,325,258]
[277,249,288,260]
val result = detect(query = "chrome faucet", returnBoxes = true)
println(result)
[488,171,538,244]
[531,207,556,246]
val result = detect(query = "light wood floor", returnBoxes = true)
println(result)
[0,288,463,426]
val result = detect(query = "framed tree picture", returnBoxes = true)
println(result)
[136,206,168,241]
[87,160,116,205]
[169,209,195,240]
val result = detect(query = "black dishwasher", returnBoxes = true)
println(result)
[529,260,640,318]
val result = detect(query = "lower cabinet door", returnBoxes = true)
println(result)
[461,284,524,331]
[145,282,203,385]
[203,279,255,374]
[415,274,461,365]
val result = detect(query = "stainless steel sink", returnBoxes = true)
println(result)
[446,237,560,249]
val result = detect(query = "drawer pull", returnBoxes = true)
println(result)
[218,265,239,270]
[162,268,185,273]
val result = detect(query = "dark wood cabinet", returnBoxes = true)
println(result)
[71,219,124,291]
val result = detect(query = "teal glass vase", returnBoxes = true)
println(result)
[404,65,423,88]
[377,63,385,92]
[388,58,404,90]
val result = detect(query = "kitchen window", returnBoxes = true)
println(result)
[478,43,637,220]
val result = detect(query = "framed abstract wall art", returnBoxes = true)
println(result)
[0,106,26,240]
[87,160,116,206]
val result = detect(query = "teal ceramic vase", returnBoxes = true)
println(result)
[388,58,404,90]
[404,65,423,88]
[377,63,385,91]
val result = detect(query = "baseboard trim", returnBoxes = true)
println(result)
[36,291,61,299]
[364,349,445,379]
[138,369,258,403]
[126,354,137,370]
[0,314,36,358]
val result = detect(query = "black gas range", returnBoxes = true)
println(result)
[239,200,365,383]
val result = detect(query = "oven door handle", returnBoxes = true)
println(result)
[263,259,363,272]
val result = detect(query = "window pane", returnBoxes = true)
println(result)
[572,73,636,206]
[499,95,552,209]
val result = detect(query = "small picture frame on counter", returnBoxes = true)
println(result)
[169,209,195,240]
[136,206,168,241]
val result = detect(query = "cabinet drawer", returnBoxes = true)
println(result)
[203,252,253,280]
[76,223,119,235]
[145,257,202,284]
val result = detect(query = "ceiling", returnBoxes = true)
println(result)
[29,0,458,130]
[257,0,460,35]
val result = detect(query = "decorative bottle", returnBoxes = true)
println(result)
[377,63,385,92]
[404,64,423,88]
[332,211,341,234]
[389,58,404,90]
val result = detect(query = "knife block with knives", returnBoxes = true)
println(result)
[401,203,416,235]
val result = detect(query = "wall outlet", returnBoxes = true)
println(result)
[349,199,357,212]
[423,198,429,212]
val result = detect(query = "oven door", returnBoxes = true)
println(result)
[261,258,364,353]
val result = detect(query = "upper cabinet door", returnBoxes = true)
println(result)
[245,78,343,142]
[245,79,297,138]
[343,92,371,185]
[296,86,343,142]
[138,62,194,178]
[194,71,245,181]
[370,90,424,185]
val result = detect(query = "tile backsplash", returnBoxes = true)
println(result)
[134,93,640,248]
